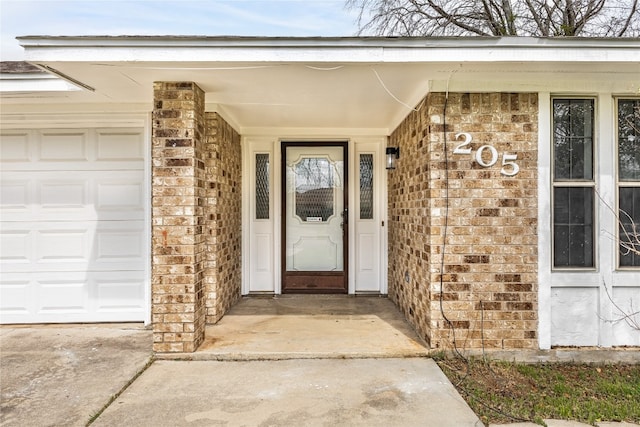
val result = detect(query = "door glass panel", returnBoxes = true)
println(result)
[359,154,374,220]
[286,146,344,272]
[294,157,334,221]
[255,153,270,220]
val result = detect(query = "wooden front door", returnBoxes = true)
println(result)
[282,142,348,293]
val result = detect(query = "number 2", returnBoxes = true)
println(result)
[453,132,472,154]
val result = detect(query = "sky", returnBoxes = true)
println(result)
[0,0,361,60]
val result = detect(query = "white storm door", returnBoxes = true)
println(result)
[282,143,348,293]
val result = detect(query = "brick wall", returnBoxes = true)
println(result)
[151,82,207,352]
[152,84,242,352]
[204,112,242,323]
[388,92,538,350]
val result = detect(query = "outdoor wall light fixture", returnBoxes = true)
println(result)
[386,147,400,170]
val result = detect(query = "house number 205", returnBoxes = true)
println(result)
[453,132,520,176]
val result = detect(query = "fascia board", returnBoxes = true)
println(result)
[16,35,640,48]
[0,75,79,92]
[18,36,640,64]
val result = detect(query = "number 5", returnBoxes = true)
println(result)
[501,153,519,176]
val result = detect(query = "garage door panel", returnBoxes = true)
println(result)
[2,221,145,273]
[0,131,31,162]
[1,128,144,171]
[37,173,92,219]
[39,130,89,162]
[95,222,145,266]
[0,229,31,264]
[96,174,145,214]
[0,279,33,317]
[96,129,144,161]
[1,222,91,272]
[0,271,145,323]
[38,227,90,264]
[96,276,145,313]
[1,171,144,222]
[0,179,31,212]
[38,278,89,314]
[1,125,147,324]
[40,180,88,209]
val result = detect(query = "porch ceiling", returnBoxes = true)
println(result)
[5,36,640,134]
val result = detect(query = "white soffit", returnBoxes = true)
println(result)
[12,36,640,133]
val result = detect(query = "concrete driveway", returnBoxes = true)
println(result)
[0,324,152,427]
[0,297,484,426]
[1,297,638,427]
[92,358,482,427]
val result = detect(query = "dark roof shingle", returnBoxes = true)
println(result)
[0,61,44,74]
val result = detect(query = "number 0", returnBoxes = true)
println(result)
[475,145,498,167]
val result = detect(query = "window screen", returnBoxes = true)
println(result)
[552,99,595,268]
[617,99,640,267]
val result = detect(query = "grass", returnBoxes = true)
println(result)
[437,357,640,426]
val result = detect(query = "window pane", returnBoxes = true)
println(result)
[294,157,335,222]
[618,99,640,181]
[255,153,269,220]
[359,154,374,220]
[554,187,594,267]
[619,187,640,267]
[553,99,594,181]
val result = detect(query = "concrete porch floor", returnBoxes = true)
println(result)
[158,295,430,360]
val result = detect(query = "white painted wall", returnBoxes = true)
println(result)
[538,94,640,348]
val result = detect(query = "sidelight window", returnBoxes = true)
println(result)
[552,98,595,268]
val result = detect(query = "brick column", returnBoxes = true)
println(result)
[388,92,539,351]
[426,93,539,350]
[204,113,242,324]
[151,82,206,353]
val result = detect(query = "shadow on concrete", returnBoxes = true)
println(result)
[164,295,430,361]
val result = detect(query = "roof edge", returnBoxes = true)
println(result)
[0,61,46,74]
[17,35,640,49]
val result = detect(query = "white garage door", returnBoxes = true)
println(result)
[0,127,147,323]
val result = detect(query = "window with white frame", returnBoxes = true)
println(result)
[552,98,595,268]
[617,98,640,268]
[552,97,640,270]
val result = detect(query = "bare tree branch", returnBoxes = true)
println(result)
[346,0,640,36]
[617,0,640,35]
[601,280,640,331]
